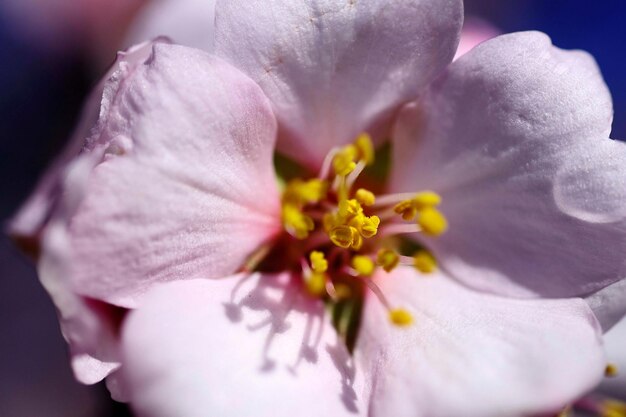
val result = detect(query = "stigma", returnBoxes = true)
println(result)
[278,133,448,327]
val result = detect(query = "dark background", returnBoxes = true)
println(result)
[1,1,625,415]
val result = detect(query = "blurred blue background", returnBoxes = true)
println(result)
[1,0,625,415]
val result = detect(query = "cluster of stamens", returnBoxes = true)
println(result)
[279,133,448,327]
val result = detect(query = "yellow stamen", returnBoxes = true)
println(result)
[333,145,357,176]
[351,231,364,250]
[606,363,619,377]
[394,199,418,221]
[322,212,339,233]
[358,215,380,238]
[354,133,374,165]
[330,225,360,249]
[602,400,626,417]
[351,255,375,276]
[309,251,328,273]
[389,308,413,326]
[412,191,442,209]
[393,192,443,222]
[280,142,450,324]
[355,188,376,206]
[306,271,327,297]
[377,249,400,272]
[282,204,314,239]
[417,207,448,237]
[338,198,363,220]
[286,178,327,204]
[413,250,437,274]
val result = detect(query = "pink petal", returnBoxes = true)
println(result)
[51,44,280,308]
[214,0,463,168]
[71,353,120,385]
[39,222,123,384]
[391,31,624,298]
[119,274,366,417]
[105,369,130,402]
[586,279,626,332]
[357,267,606,417]
[124,0,216,52]
[9,41,164,385]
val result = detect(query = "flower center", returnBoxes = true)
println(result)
[252,134,448,335]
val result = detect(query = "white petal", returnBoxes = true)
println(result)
[215,0,463,167]
[120,274,366,417]
[392,31,625,298]
[357,268,606,417]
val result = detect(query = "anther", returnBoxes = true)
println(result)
[330,225,359,249]
[394,200,418,221]
[389,308,413,326]
[361,276,413,327]
[355,188,376,206]
[606,363,619,378]
[310,251,328,273]
[413,250,437,274]
[338,199,363,220]
[323,212,339,233]
[412,191,442,209]
[289,178,328,204]
[351,255,375,277]
[358,215,380,238]
[377,249,400,272]
[282,204,315,239]
[354,133,374,165]
[417,207,448,237]
[351,231,363,250]
[333,145,357,176]
[306,271,327,297]
[601,399,626,417]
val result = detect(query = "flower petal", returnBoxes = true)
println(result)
[45,43,281,308]
[391,31,625,298]
[214,0,463,168]
[106,368,130,402]
[71,353,120,385]
[357,267,606,417]
[9,40,166,386]
[124,0,216,53]
[120,274,366,417]
[586,278,626,332]
[39,222,122,384]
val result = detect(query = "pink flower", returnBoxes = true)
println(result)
[11,1,626,416]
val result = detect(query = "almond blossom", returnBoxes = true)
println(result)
[10,1,626,416]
